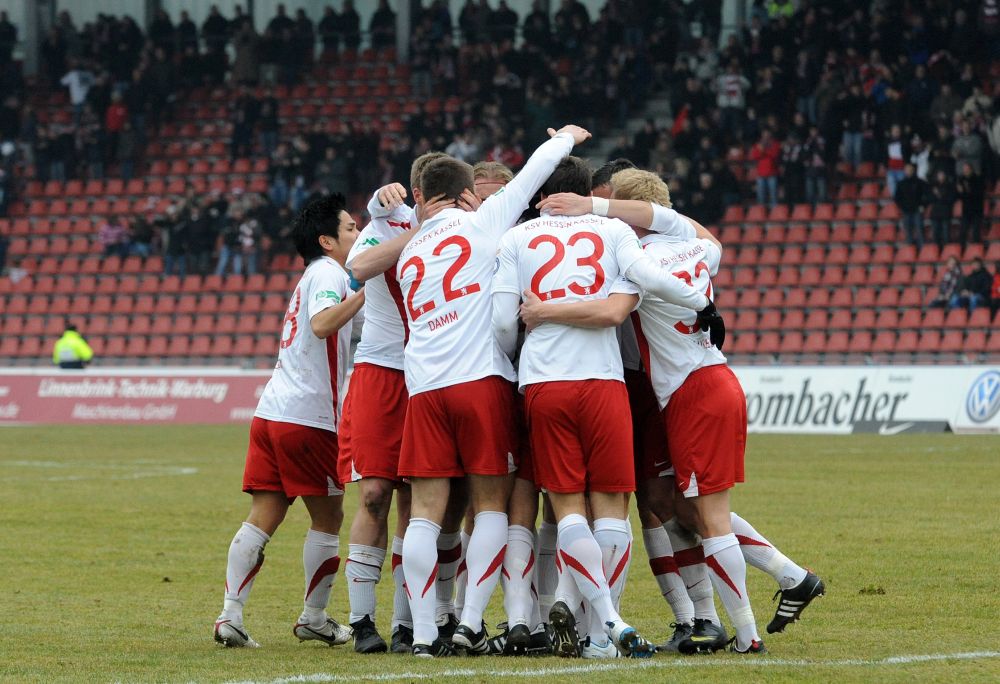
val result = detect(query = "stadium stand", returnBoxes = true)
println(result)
[0,1,997,367]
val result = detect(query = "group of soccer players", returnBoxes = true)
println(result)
[212,124,825,659]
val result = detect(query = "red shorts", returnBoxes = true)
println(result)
[243,417,344,499]
[399,375,518,478]
[514,393,536,485]
[525,379,635,494]
[338,363,409,483]
[664,365,747,498]
[625,368,671,481]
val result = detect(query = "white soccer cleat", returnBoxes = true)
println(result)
[580,635,621,659]
[293,617,352,646]
[607,620,655,659]
[214,618,260,648]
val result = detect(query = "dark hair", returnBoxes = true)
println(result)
[592,158,636,188]
[291,193,347,265]
[541,156,592,197]
[419,157,474,201]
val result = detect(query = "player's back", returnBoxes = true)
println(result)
[397,207,514,394]
[496,213,642,387]
[255,257,353,431]
[630,234,726,405]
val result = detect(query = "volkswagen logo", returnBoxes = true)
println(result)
[966,370,1000,424]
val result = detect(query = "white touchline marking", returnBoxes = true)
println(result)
[0,459,197,482]
[220,651,1000,684]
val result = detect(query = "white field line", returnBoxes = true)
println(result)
[0,459,197,482]
[219,651,1000,684]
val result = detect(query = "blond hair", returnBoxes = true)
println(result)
[472,161,514,184]
[610,169,672,207]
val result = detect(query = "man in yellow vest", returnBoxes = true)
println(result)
[53,322,93,369]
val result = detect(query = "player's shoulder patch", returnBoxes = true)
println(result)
[492,187,505,197]
[315,289,343,304]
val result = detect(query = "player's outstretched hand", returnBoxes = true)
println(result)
[547,125,591,145]
[457,188,482,212]
[696,301,726,350]
[536,192,591,216]
[377,182,408,210]
[520,289,546,331]
[416,194,456,226]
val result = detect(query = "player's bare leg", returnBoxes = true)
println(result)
[637,475,696,651]
[451,473,514,654]
[389,485,413,653]
[548,491,654,658]
[403,477,453,656]
[215,491,289,648]
[435,477,468,641]
[728,512,825,634]
[345,476,395,653]
[294,494,351,646]
[496,477,542,655]
[689,490,765,654]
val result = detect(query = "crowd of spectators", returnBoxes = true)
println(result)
[0,1,996,278]
[930,255,1000,316]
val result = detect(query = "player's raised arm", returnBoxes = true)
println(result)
[348,226,418,282]
[537,192,704,239]
[477,125,590,235]
[367,183,409,219]
[520,289,638,330]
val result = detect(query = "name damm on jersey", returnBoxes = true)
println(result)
[427,310,458,331]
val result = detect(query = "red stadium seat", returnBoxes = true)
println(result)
[872,331,897,353]
[826,331,851,354]
[783,331,805,353]
[758,310,782,330]
[756,332,781,354]
[939,331,964,353]
[896,331,919,353]
[917,330,942,352]
[850,331,873,354]
[969,309,992,329]
[944,308,968,328]
[966,330,988,352]
[804,310,829,330]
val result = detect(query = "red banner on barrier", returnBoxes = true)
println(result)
[0,370,272,424]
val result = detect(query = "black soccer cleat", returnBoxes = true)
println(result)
[350,615,387,654]
[657,622,693,653]
[412,637,457,658]
[548,601,582,658]
[504,624,531,655]
[767,571,826,634]
[437,613,460,644]
[390,624,413,654]
[677,618,728,654]
[451,622,489,655]
[729,637,767,654]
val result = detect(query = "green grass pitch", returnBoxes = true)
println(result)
[2,426,999,683]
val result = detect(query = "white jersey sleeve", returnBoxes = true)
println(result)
[492,230,521,295]
[255,257,356,431]
[365,188,414,221]
[649,204,696,239]
[475,132,574,239]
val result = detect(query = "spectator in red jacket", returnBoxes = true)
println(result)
[991,261,1000,320]
[104,91,128,163]
[751,128,781,207]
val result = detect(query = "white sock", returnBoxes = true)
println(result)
[435,531,462,621]
[390,536,412,630]
[642,526,694,624]
[536,521,558,620]
[502,525,535,628]
[301,529,340,624]
[731,512,808,590]
[553,542,583,614]
[454,529,471,617]
[402,518,441,645]
[665,519,720,625]
[593,518,631,610]
[703,533,760,650]
[557,514,620,626]
[346,543,385,624]
[460,511,508,630]
[222,522,270,621]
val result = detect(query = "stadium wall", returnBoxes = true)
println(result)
[1,366,998,434]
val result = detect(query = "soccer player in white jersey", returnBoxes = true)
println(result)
[396,125,590,657]
[492,157,723,658]
[213,194,364,649]
[528,170,825,654]
[335,152,448,655]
